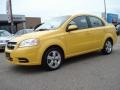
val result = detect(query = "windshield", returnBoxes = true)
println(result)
[15,30,24,36]
[0,31,11,37]
[35,16,70,31]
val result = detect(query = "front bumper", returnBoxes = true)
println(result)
[5,46,42,65]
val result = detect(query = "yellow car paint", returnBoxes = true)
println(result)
[5,14,117,66]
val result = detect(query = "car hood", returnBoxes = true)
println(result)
[10,30,55,43]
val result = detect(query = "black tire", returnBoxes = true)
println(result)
[101,39,113,55]
[42,47,64,71]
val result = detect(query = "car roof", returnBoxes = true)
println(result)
[71,13,97,16]
[70,13,108,25]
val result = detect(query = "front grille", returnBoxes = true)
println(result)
[7,42,17,50]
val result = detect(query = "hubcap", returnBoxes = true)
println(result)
[105,41,112,53]
[47,50,61,69]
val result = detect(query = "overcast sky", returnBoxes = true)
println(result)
[0,0,120,21]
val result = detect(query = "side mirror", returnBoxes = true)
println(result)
[67,24,78,32]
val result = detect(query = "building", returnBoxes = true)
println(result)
[102,13,119,24]
[0,14,41,33]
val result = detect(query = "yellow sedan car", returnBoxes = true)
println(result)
[5,14,117,70]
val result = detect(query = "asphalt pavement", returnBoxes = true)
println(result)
[0,36,120,90]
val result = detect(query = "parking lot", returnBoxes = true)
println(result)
[0,36,120,90]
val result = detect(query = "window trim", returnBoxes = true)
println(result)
[66,15,89,32]
[87,15,105,28]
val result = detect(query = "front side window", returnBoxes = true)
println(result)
[35,16,70,31]
[69,16,88,29]
[89,16,104,27]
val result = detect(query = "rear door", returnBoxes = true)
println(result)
[86,16,106,49]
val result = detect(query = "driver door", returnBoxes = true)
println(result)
[65,16,93,56]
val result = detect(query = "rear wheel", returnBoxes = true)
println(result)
[102,39,113,55]
[42,47,64,70]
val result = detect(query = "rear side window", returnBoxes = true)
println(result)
[88,16,104,27]
[69,16,88,29]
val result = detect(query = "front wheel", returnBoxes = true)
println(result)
[42,47,64,70]
[102,39,113,55]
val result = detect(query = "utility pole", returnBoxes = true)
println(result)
[7,0,14,34]
[104,0,107,20]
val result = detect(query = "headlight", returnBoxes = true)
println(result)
[19,39,39,48]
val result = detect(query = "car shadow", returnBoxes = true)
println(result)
[10,65,47,74]
[62,51,103,67]
[10,51,104,74]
